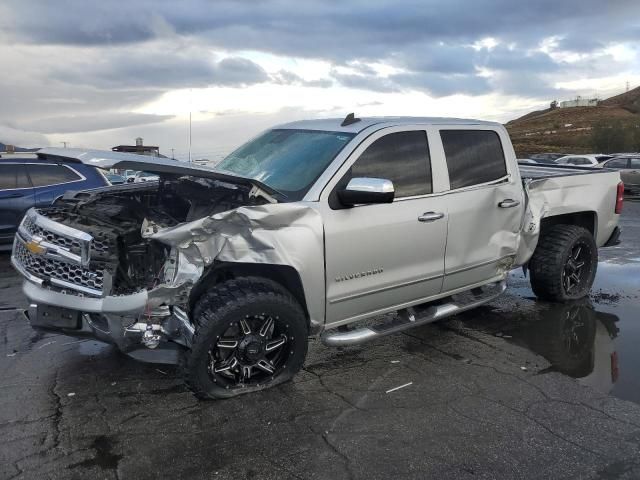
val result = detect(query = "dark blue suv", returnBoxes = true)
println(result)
[0,155,108,249]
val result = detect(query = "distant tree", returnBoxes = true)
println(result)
[590,120,632,153]
[629,125,640,152]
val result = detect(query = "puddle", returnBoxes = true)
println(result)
[68,435,122,471]
[460,260,640,403]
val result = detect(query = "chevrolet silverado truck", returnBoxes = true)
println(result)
[11,115,624,399]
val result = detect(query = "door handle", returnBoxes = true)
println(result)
[498,199,520,208]
[418,212,445,222]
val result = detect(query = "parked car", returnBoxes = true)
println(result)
[133,171,160,183]
[0,156,108,249]
[105,173,126,185]
[598,156,640,192]
[123,169,137,182]
[12,116,623,399]
[555,154,613,167]
[528,153,570,164]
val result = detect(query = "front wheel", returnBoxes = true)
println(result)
[529,224,598,301]
[183,277,308,399]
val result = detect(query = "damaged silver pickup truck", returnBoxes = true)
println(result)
[12,116,624,399]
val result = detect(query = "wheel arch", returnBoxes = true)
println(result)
[188,261,310,327]
[540,211,597,238]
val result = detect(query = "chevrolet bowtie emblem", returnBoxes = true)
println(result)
[25,239,46,255]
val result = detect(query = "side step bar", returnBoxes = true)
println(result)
[321,280,507,347]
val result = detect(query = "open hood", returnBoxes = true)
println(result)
[37,147,283,198]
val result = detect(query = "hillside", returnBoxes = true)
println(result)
[0,142,39,153]
[506,86,640,156]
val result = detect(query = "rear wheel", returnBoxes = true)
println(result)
[184,277,308,399]
[529,224,598,301]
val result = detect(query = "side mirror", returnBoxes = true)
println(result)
[338,177,394,207]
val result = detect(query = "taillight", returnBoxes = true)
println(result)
[615,182,624,214]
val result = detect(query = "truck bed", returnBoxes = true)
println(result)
[517,161,621,249]
[518,162,612,180]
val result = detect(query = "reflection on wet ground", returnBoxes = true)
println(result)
[459,258,640,403]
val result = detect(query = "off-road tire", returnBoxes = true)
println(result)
[183,276,308,400]
[529,225,597,301]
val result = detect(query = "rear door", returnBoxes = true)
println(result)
[603,158,632,186]
[321,127,449,326]
[436,127,525,292]
[627,158,640,187]
[0,163,34,242]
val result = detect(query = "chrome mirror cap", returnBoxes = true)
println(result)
[338,177,395,207]
[345,177,394,194]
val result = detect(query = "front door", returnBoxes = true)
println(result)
[321,128,448,326]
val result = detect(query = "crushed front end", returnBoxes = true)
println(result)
[11,177,265,363]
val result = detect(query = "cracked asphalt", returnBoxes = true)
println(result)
[2,201,640,480]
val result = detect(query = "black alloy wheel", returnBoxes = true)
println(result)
[184,276,308,399]
[208,313,291,387]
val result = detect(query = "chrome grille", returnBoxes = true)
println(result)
[21,215,82,251]
[13,240,104,295]
[12,208,106,297]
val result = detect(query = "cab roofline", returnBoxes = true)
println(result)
[275,116,500,133]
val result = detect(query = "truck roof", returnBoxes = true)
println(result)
[277,116,501,133]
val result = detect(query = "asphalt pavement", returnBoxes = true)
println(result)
[1,201,640,479]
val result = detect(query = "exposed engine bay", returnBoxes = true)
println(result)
[41,176,269,297]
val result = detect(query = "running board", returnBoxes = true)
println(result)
[321,280,507,347]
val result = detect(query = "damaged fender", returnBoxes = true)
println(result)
[514,179,549,267]
[146,203,326,333]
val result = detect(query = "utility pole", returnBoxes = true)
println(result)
[188,89,193,164]
[171,148,175,160]
[61,141,69,148]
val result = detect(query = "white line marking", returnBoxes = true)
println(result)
[386,382,413,394]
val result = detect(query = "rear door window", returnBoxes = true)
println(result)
[571,157,590,165]
[350,130,432,197]
[440,130,507,189]
[26,164,83,187]
[0,164,31,190]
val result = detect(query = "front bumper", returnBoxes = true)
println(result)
[21,279,148,315]
[20,299,192,364]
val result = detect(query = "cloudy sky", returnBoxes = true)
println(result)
[1,0,639,160]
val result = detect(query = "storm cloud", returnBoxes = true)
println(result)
[0,0,638,148]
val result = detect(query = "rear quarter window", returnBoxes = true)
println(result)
[26,164,83,187]
[440,130,507,190]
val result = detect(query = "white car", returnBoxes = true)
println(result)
[133,171,160,182]
[123,169,138,182]
[555,154,613,167]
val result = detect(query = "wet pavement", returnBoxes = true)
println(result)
[1,200,640,479]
